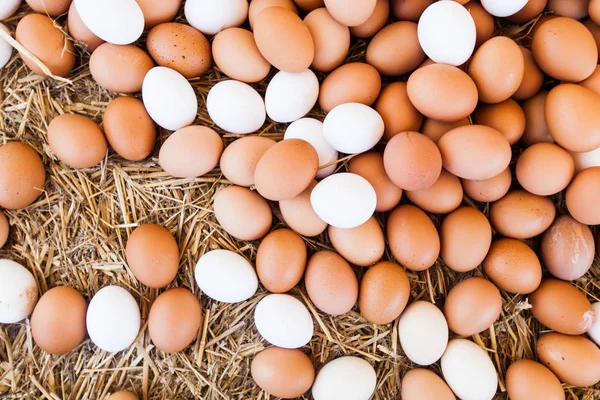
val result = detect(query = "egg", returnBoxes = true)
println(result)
[322,103,384,154]
[159,126,222,178]
[303,7,350,72]
[0,24,12,69]
[398,301,448,365]
[374,82,423,141]
[265,70,319,123]
[213,185,272,241]
[546,0,589,19]
[513,46,544,101]
[490,190,556,239]
[137,0,181,29]
[359,261,410,324]
[421,117,470,144]
[406,169,463,214]
[220,136,275,186]
[279,180,328,237]
[483,238,542,294]
[0,210,8,248]
[184,0,248,36]
[103,97,156,161]
[387,204,440,271]
[74,0,144,45]
[294,0,324,11]
[324,0,376,26]
[47,114,107,169]
[0,259,38,323]
[579,65,600,95]
[68,1,104,52]
[590,302,600,345]
[284,118,337,178]
[212,28,271,82]
[256,228,307,293]
[86,286,140,353]
[591,0,600,24]
[521,91,554,146]
[366,21,425,76]
[567,167,600,224]
[319,63,381,113]
[207,80,265,134]
[148,288,202,353]
[107,392,138,400]
[328,217,384,267]
[0,142,46,210]
[350,0,389,38]
[440,207,491,272]
[348,151,402,212]
[391,0,433,22]
[472,99,526,144]
[570,146,600,173]
[195,249,258,303]
[25,0,70,16]
[461,167,512,203]
[401,369,455,400]
[125,224,179,288]
[251,347,315,399]
[312,357,376,400]
[90,43,154,93]
[464,1,494,47]
[505,359,565,400]
[254,294,313,348]
[508,0,548,24]
[516,143,574,196]
[480,0,527,16]
[248,0,298,29]
[0,0,20,20]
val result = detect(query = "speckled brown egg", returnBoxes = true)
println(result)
[374,82,423,141]
[319,63,381,112]
[212,28,271,83]
[401,369,455,400]
[279,180,327,237]
[0,142,46,210]
[90,43,154,93]
[406,169,462,215]
[521,91,554,146]
[303,7,350,73]
[324,0,376,26]
[220,136,276,187]
[0,210,9,248]
[68,1,104,52]
[472,99,526,145]
[305,250,358,316]
[483,239,542,294]
[249,0,298,29]
[328,216,384,267]
[256,229,307,293]
[348,151,402,212]
[566,167,600,225]
[512,46,544,101]
[213,185,272,241]
[137,0,182,29]
[421,117,470,144]
[359,261,410,324]
[107,391,138,400]
[25,0,70,17]
[441,207,491,272]
[350,0,389,38]
[125,224,180,288]
[516,143,574,196]
[366,21,425,76]
[461,167,512,203]
[507,0,548,24]
[391,0,433,22]
[506,359,565,400]
[490,190,556,239]
[47,114,107,169]
[546,0,589,19]
[464,1,494,47]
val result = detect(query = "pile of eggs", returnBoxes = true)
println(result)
[0,0,600,399]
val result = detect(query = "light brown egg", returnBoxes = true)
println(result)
[359,261,410,324]
[421,117,470,144]
[256,229,307,293]
[508,0,548,24]
[387,204,440,271]
[584,18,600,55]
[472,99,525,145]
[251,347,315,399]
[90,43,154,93]
[249,0,298,30]
[490,190,556,239]
[16,13,75,77]
[505,359,565,400]
[212,28,271,82]
[566,167,600,225]
[220,136,276,187]
[461,167,511,203]
[303,7,350,72]
[350,0,389,38]
[107,391,138,400]
[279,180,327,237]
[444,277,502,336]
[516,143,574,196]
[592,0,600,25]
[318,63,381,112]
[579,65,600,95]
[406,169,463,214]
[391,0,434,22]
[213,185,272,241]
[67,1,104,52]
[294,0,324,11]
[521,91,554,146]
[25,0,70,17]
[483,238,542,294]
[47,114,107,169]
[0,142,46,210]
[546,0,589,19]
[527,15,561,45]
[374,82,423,141]
[324,0,376,26]
[513,46,544,101]
[440,207,491,272]
[349,151,402,212]
[137,0,182,29]
[464,1,494,47]
[366,21,425,76]
[401,368,455,400]
[305,250,358,316]
[0,210,9,248]
[328,216,385,267]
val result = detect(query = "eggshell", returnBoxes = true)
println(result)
[0,210,9,248]
[279,180,328,236]
[398,301,448,365]
[86,286,140,353]
[521,91,554,146]
[0,24,12,69]
[366,21,425,76]
[251,347,315,399]
[350,0,389,38]
[195,249,258,302]
[285,118,337,178]
[513,47,544,101]
[220,136,276,186]
[249,0,298,29]
[464,1,494,47]
[589,302,600,345]
[508,0,548,24]
[483,238,542,294]
[0,142,46,210]
[566,167,600,225]
[461,167,512,203]
[546,0,589,19]
[312,357,376,400]
[256,228,307,293]
[212,28,271,83]
[491,190,556,239]
[184,0,248,36]
[505,359,565,400]
[440,207,491,272]
[103,97,156,161]
[570,146,600,173]
[0,0,21,20]
[591,0,600,24]
[421,117,470,144]
[207,80,265,134]
[25,0,70,16]
[441,339,498,400]
[159,126,222,178]
[348,152,402,212]
[516,143,574,196]
[319,63,381,113]
[391,0,433,21]
[310,173,376,229]
[303,7,350,72]
[90,43,154,93]
[387,204,440,271]
[68,2,103,52]
[125,224,179,288]
[148,288,202,353]
[265,70,319,123]
[47,114,107,169]
[480,0,527,16]
[107,392,137,400]
[0,259,38,323]
[374,82,423,141]
[74,0,144,45]
[137,0,182,29]
[328,217,384,267]
[254,294,313,348]
[324,0,376,26]
[406,169,462,214]
[213,186,272,241]
[401,369,455,400]
[537,333,600,387]
[322,103,384,154]
[294,0,324,11]
[472,99,525,145]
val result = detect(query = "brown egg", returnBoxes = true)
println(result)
[579,65,600,95]
[213,186,272,241]
[521,91,554,146]
[438,125,511,180]
[567,167,600,225]
[146,23,211,79]
[107,391,138,400]
[254,7,314,73]
[220,136,276,187]
[546,0,589,19]
[375,82,423,141]
[440,207,491,272]
[137,0,182,29]
[305,250,358,316]
[349,152,402,212]
[421,117,470,144]
[527,14,561,45]
[516,143,574,196]
[212,28,271,82]
[508,0,548,24]
[328,216,385,267]
[444,277,502,336]
[461,167,512,203]
[464,1,494,47]
[31,286,86,354]
[16,13,76,77]
[68,2,104,52]
[350,0,389,38]
[125,224,180,288]
[513,47,544,101]
[406,169,463,214]
[148,288,202,353]
[532,17,597,82]
[472,99,526,145]
[303,7,350,72]
[0,210,9,248]
[324,0,376,26]
[401,369,455,400]
[279,180,327,237]
[584,18,600,56]
[47,114,107,169]
[537,333,600,387]
[391,0,434,22]
[251,347,315,398]
[0,142,46,210]
[483,238,542,294]
[366,22,425,76]
[359,261,410,324]
[90,43,154,93]
[505,359,565,400]
[249,0,298,30]
[530,279,595,335]
[592,0,600,25]
[256,229,307,293]
[318,63,381,112]
[159,126,223,178]
[407,64,478,122]
[387,204,440,271]
[294,0,324,11]
[25,0,70,17]
[490,190,556,239]
[254,139,318,201]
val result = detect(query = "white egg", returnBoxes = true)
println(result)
[207,80,266,134]
[418,1,476,66]
[589,302,600,346]
[570,147,600,173]
[74,0,144,45]
[398,301,449,366]
[0,24,13,69]
[480,0,528,17]
[195,249,258,303]
[265,70,319,123]
[0,0,20,21]
[441,339,498,400]
[185,0,248,36]
[254,294,313,348]
[0,259,38,324]
[322,103,384,154]
[86,286,140,352]
[311,173,377,229]
[142,67,198,131]
[285,118,338,178]
[312,356,377,400]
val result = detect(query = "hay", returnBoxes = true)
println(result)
[0,5,598,400]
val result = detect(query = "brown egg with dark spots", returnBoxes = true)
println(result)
[213,186,272,241]
[472,99,526,145]
[256,229,307,293]
[505,359,565,400]
[68,1,104,52]
[401,369,455,400]
[461,167,512,203]
[47,114,107,169]
[566,167,600,225]
[366,21,425,76]
[441,207,491,272]
[220,136,276,187]
[350,0,389,38]
[516,142,574,196]
[279,180,327,237]
[512,46,544,101]
[483,239,542,294]
[212,28,271,83]
[303,7,350,73]
[349,151,402,212]
[490,190,556,239]
[391,0,433,22]
[374,82,423,141]
[0,142,46,210]
[464,1,494,47]
[406,169,463,215]
[328,216,385,267]
[521,91,554,146]
[318,63,381,112]
[421,117,470,144]
[90,43,154,93]
[137,0,182,29]
[359,261,410,324]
